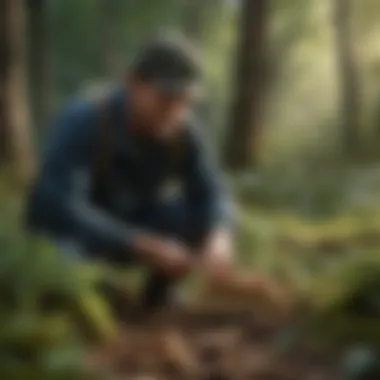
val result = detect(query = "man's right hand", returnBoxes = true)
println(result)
[133,235,193,277]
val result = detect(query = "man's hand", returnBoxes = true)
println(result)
[133,234,194,277]
[197,228,234,282]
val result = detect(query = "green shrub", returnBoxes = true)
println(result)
[0,193,116,380]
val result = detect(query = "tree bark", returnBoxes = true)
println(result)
[333,0,361,156]
[0,0,34,182]
[27,0,53,130]
[0,0,10,163]
[223,0,269,171]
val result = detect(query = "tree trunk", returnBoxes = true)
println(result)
[223,0,269,171]
[0,0,34,182]
[333,0,361,157]
[27,0,53,130]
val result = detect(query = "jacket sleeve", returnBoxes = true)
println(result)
[26,99,140,252]
[184,123,233,238]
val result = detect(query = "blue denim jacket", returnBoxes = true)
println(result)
[26,88,231,254]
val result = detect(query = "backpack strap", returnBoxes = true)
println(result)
[90,97,114,206]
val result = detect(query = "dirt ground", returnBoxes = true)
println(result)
[90,305,345,380]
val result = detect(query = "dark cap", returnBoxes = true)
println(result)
[130,33,202,96]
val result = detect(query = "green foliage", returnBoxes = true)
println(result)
[234,165,380,347]
[49,0,188,102]
[0,192,116,380]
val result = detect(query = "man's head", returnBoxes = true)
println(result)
[127,33,202,137]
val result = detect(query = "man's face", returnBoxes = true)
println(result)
[128,76,192,137]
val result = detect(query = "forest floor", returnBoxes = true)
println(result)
[88,303,345,380]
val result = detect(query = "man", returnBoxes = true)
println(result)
[26,33,233,312]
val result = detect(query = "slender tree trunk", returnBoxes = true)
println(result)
[223,0,269,171]
[0,0,10,163]
[0,0,34,182]
[27,0,53,130]
[333,0,361,157]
